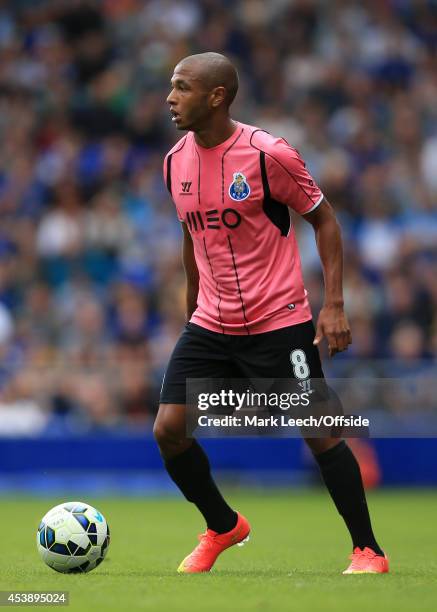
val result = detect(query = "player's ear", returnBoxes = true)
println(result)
[209,86,226,108]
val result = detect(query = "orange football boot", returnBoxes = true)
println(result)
[343,547,389,574]
[177,512,250,573]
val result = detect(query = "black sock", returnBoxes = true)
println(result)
[315,441,384,555]
[164,440,238,534]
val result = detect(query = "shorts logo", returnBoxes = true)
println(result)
[229,172,250,201]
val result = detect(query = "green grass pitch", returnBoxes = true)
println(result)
[1,489,436,611]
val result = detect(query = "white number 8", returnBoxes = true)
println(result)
[290,349,310,380]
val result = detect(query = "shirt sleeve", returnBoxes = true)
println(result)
[264,139,323,215]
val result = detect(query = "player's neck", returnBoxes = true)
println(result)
[193,117,237,149]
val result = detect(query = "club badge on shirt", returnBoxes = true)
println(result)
[229,172,250,201]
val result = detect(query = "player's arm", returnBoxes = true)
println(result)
[163,153,199,322]
[181,221,199,322]
[303,198,352,357]
[259,139,351,356]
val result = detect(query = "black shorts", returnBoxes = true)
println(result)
[160,320,324,405]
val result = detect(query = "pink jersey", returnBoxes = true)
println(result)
[163,121,323,335]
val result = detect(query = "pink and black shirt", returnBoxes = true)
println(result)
[164,121,323,335]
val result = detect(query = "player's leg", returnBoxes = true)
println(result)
[290,324,387,571]
[306,435,388,573]
[285,322,385,560]
[153,402,237,534]
[234,320,387,572]
[304,435,388,572]
[154,323,250,572]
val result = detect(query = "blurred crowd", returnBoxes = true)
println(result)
[0,0,436,434]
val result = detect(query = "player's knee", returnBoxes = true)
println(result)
[153,418,183,448]
[153,420,171,446]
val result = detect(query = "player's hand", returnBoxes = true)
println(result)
[313,304,352,357]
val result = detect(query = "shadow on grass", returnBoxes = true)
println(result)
[34,565,425,580]
[95,568,423,580]
[93,568,333,579]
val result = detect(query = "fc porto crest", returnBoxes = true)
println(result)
[229,172,250,201]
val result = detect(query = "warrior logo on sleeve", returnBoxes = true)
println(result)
[229,172,250,201]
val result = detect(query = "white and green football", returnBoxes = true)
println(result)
[36,501,110,573]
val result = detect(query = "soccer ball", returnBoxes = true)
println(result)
[36,501,110,573]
